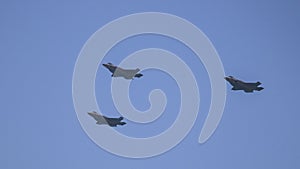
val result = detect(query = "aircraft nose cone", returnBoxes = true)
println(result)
[224,77,231,82]
[102,64,109,68]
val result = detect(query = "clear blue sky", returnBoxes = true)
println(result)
[1,1,299,168]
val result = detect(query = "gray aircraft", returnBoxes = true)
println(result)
[87,111,126,127]
[102,63,143,79]
[225,76,264,93]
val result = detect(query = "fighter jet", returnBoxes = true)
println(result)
[102,63,143,79]
[225,76,264,93]
[87,111,126,127]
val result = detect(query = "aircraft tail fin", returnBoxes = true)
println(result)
[256,87,264,91]
[256,81,261,86]
[134,73,143,78]
[119,116,124,120]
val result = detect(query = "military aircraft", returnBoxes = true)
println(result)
[225,76,264,93]
[102,63,143,79]
[87,111,126,127]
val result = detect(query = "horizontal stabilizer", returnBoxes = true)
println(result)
[135,73,143,78]
[256,87,264,91]
[119,122,126,125]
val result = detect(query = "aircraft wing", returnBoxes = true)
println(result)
[125,69,139,73]
[244,89,254,93]
[104,117,122,122]
[103,116,126,127]
[114,68,140,79]
[117,68,139,75]
[244,82,259,87]
[90,114,107,124]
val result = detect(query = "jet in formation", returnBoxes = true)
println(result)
[87,111,126,127]
[102,63,143,79]
[225,76,264,93]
